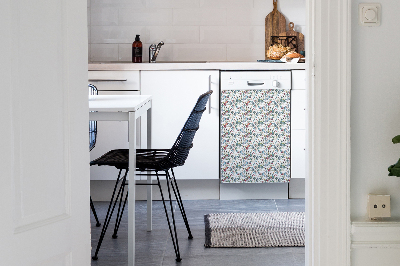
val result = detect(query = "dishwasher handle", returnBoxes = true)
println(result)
[247,81,265,86]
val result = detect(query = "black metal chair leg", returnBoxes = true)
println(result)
[92,169,127,261]
[112,179,129,239]
[169,169,193,239]
[165,171,182,262]
[156,172,181,262]
[90,196,101,227]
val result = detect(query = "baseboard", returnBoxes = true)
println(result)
[289,178,305,198]
[220,183,289,200]
[91,179,305,201]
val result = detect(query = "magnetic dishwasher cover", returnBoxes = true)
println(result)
[220,71,291,183]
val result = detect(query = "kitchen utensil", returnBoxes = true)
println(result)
[279,22,304,52]
[265,0,287,59]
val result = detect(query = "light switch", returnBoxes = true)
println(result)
[359,3,381,26]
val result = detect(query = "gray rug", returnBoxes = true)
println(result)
[204,212,305,248]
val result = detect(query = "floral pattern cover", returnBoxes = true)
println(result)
[220,89,290,183]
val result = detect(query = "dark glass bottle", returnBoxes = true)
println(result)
[132,35,142,63]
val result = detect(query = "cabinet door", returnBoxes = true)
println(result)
[291,129,306,179]
[141,70,219,180]
[291,90,306,130]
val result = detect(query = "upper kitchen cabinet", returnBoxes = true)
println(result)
[141,70,219,180]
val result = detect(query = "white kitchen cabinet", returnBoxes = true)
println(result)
[141,70,219,180]
[291,129,306,179]
[88,71,141,180]
[291,70,306,180]
[291,90,306,130]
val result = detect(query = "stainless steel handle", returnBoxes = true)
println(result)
[247,81,264,86]
[208,75,212,114]
[88,79,127,82]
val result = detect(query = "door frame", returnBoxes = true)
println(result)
[306,0,351,265]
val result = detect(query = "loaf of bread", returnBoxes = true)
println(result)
[267,44,292,60]
[282,52,305,59]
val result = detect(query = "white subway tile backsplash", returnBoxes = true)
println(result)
[88,0,305,62]
[200,26,252,44]
[119,8,173,26]
[227,43,264,61]
[227,8,266,26]
[253,0,270,9]
[199,0,228,8]
[200,0,253,9]
[87,8,91,26]
[172,44,226,61]
[118,44,132,61]
[91,26,146,44]
[91,44,119,62]
[224,0,253,8]
[91,0,146,8]
[146,0,199,9]
[88,44,91,62]
[280,1,306,25]
[252,26,265,44]
[173,8,226,26]
[91,7,118,26]
[147,26,199,44]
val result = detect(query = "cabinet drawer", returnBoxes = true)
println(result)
[88,71,140,91]
[292,70,306,90]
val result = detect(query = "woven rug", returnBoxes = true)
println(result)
[204,212,305,248]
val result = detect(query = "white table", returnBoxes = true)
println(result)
[89,94,152,266]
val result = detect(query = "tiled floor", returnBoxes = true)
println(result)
[91,199,305,266]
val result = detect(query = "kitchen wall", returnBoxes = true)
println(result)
[87,0,305,62]
[351,0,400,220]
[351,0,400,264]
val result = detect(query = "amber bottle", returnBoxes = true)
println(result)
[132,35,142,63]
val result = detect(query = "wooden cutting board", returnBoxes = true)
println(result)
[280,22,304,52]
[265,0,286,59]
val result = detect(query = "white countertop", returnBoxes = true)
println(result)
[89,62,306,71]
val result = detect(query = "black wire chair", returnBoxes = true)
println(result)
[89,84,101,227]
[90,90,213,262]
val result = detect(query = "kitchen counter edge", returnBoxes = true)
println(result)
[89,62,306,71]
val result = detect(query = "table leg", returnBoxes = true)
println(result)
[147,105,152,232]
[128,112,136,266]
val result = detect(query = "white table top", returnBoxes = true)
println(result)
[89,95,152,112]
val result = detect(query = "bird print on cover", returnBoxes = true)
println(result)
[220,89,290,183]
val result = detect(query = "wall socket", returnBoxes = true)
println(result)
[367,194,391,220]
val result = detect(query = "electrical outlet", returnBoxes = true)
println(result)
[368,194,391,219]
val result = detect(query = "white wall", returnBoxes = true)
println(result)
[351,1,400,264]
[351,0,400,220]
[87,0,305,62]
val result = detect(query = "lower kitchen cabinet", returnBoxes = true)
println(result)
[290,70,306,199]
[141,70,220,180]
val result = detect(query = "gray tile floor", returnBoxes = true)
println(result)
[91,199,305,266]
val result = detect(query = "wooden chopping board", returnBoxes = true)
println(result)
[265,0,286,59]
[279,22,304,52]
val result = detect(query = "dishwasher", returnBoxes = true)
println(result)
[220,71,291,183]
